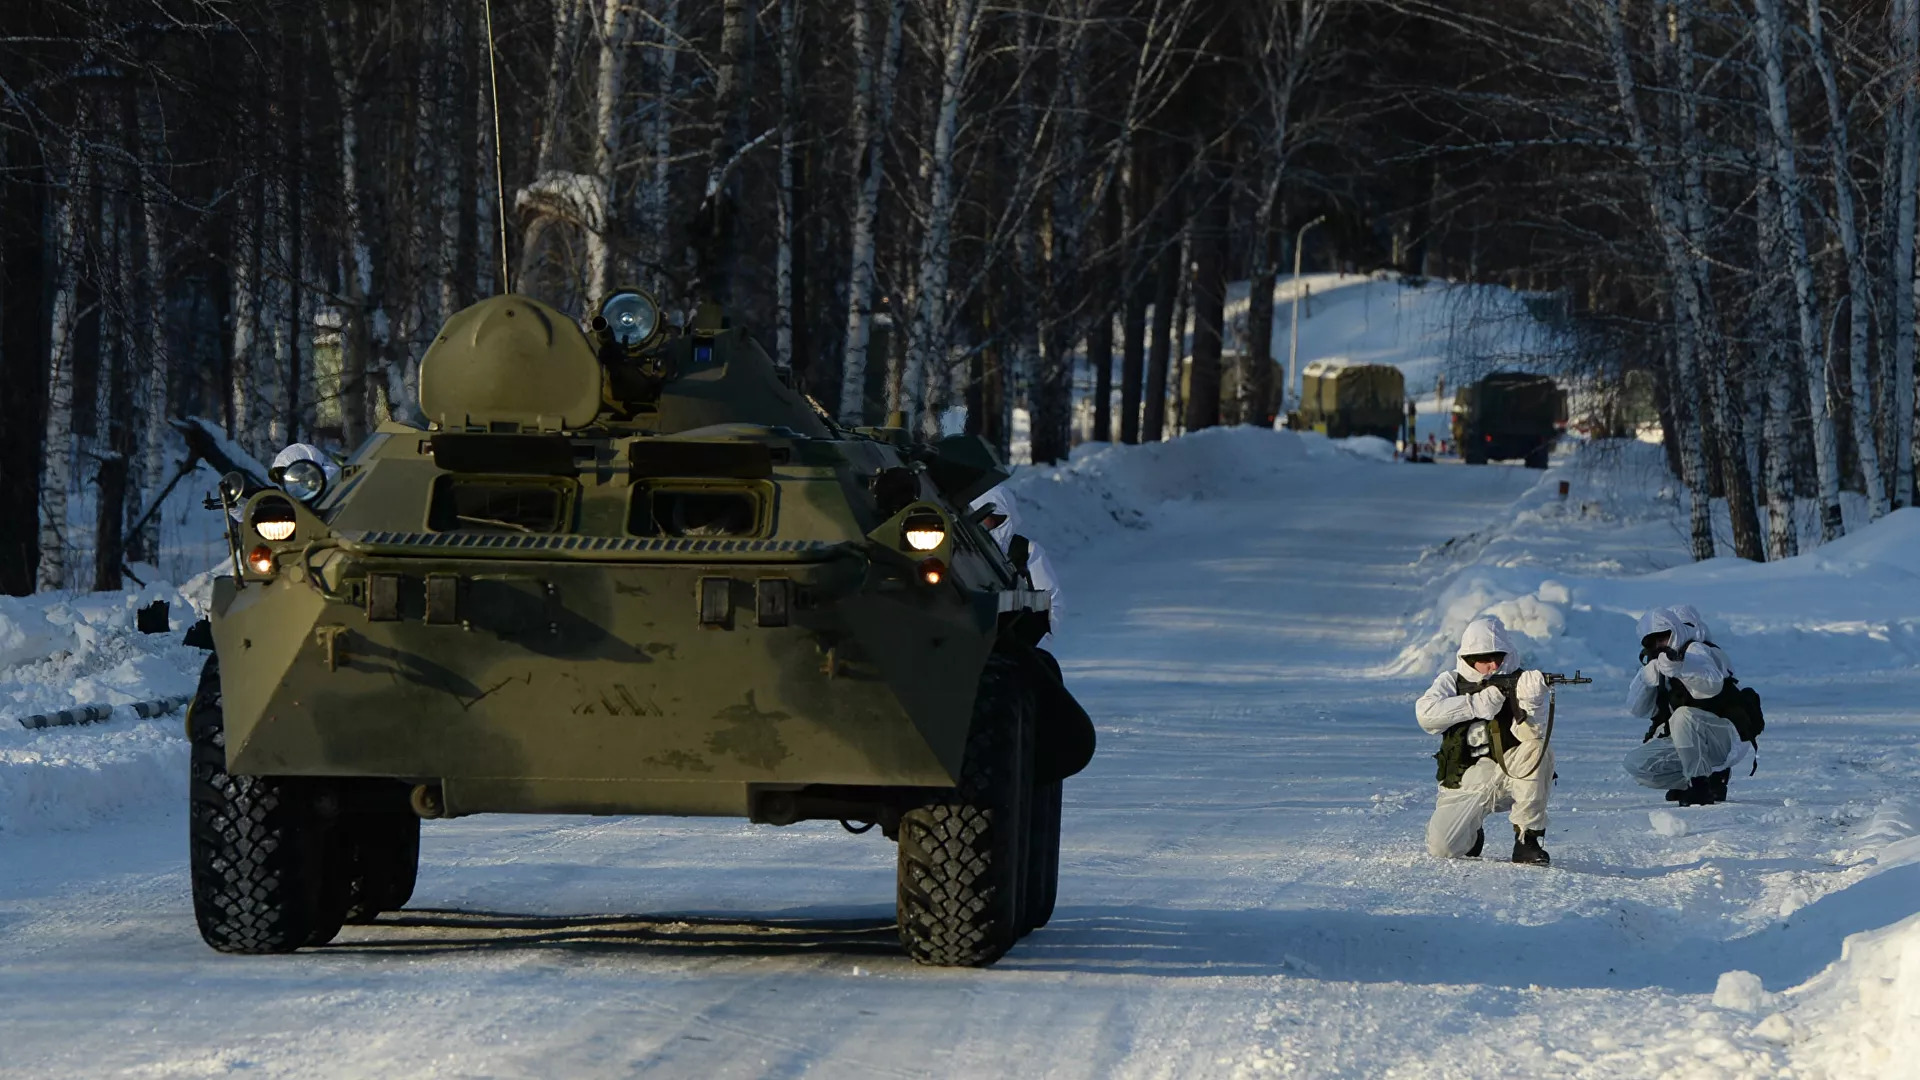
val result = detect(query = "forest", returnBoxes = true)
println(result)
[2,0,1917,595]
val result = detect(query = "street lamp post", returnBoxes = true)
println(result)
[1287,215,1326,417]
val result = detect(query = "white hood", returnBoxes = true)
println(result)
[1670,604,1710,642]
[1637,607,1699,654]
[1454,616,1521,680]
[971,482,1021,550]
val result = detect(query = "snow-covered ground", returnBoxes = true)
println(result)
[2,431,1916,1078]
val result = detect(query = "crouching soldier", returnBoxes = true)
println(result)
[1623,607,1760,806]
[971,483,1064,647]
[1416,616,1553,865]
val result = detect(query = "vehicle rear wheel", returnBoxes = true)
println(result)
[187,656,346,953]
[1463,449,1487,465]
[342,811,421,924]
[1524,448,1550,469]
[896,653,1033,967]
[1021,780,1062,935]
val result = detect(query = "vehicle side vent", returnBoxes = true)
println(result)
[337,530,842,558]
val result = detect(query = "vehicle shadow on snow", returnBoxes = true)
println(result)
[324,907,902,959]
[1007,864,1920,993]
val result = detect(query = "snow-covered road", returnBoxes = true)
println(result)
[3,444,1915,1079]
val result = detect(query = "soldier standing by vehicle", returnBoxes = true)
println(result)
[971,483,1065,646]
[1415,616,1554,865]
[1623,607,1760,806]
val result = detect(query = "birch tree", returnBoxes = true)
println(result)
[37,99,92,592]
[837,0,908,425]
[1805,0,1884,520]
[904,0,985,441]
[1753,0,1845,542]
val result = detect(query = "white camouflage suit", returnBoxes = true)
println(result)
[970,483,1065,641]
[1622,607,1750,789]
[1415,617,1552,858]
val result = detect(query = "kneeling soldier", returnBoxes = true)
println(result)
[1416,616,1553,865]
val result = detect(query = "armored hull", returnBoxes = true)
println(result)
[190,292,1087,967]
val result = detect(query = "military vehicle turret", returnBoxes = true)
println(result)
[186,290,1093,967]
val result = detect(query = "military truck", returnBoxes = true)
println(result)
[186,289,1093,968]
[1176,352,1286,427]
[1451,371,1566,468]
[1290,359,1406,440]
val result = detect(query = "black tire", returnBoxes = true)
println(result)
[896,653,1033,967]
[342,812,421,924]
[188,656,347,953]
[1525,449,1550,469]
[1463,450,1487,465]
[1021,780,1062,934]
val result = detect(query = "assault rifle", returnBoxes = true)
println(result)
[1471,670,1592,780]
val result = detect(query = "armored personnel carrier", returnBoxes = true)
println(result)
[186,290,1093,967]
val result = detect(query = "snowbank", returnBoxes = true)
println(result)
[1000,425,1311,555]
[1386,441,1920,682]
[1778,841,1920,1078]
[0,584,209,835]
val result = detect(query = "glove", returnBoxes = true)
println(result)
[1639,662,1662,687]
[1651,656,1684,679]
[1468,685,1506,720]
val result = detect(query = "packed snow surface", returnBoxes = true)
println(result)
[3,430,1917,1078]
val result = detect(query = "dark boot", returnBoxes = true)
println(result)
[1465,828,1485,858]
[1675,775,1720,806]
[1709,769,1731,803]
[1511,826,1549,866]
[1665,788,1685,802]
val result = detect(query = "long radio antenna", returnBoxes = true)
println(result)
[483,0,511,294]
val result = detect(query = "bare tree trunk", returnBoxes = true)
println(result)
[774,0,804,369]
[1807,0,1886,519]
[588,0,630,303]
[1755,0,1846,541]
[837,0,908,425]
[637,0,681,297]
[1184,158,1227,433]
[230,178,265,454]
[1143,177,1181,443]
[698,0,756,305]
[133,91,171,561]
[324,5,377,445]
[907,0,985,442]
[39,98,89,589]
[522,0,587,290]
[1756,111,1800,560]
[1896,0,1920,507]
[1119,149,1147,444]
[1033,2,1089,464]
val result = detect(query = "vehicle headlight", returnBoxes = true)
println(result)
[599,290,661,347]
[281,458,327,503]
[250,496,297,542]
[902,511,946,552]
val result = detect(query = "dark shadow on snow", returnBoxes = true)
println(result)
[316,861,1915,992]
[324,906,902,960]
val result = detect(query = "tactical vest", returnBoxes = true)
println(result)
[1643,641,1765,775]
[1006,534,1052,647]
[1433,674,1519,789]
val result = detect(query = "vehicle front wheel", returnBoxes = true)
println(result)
[187,656,346,953]
[896,653,1034,967]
